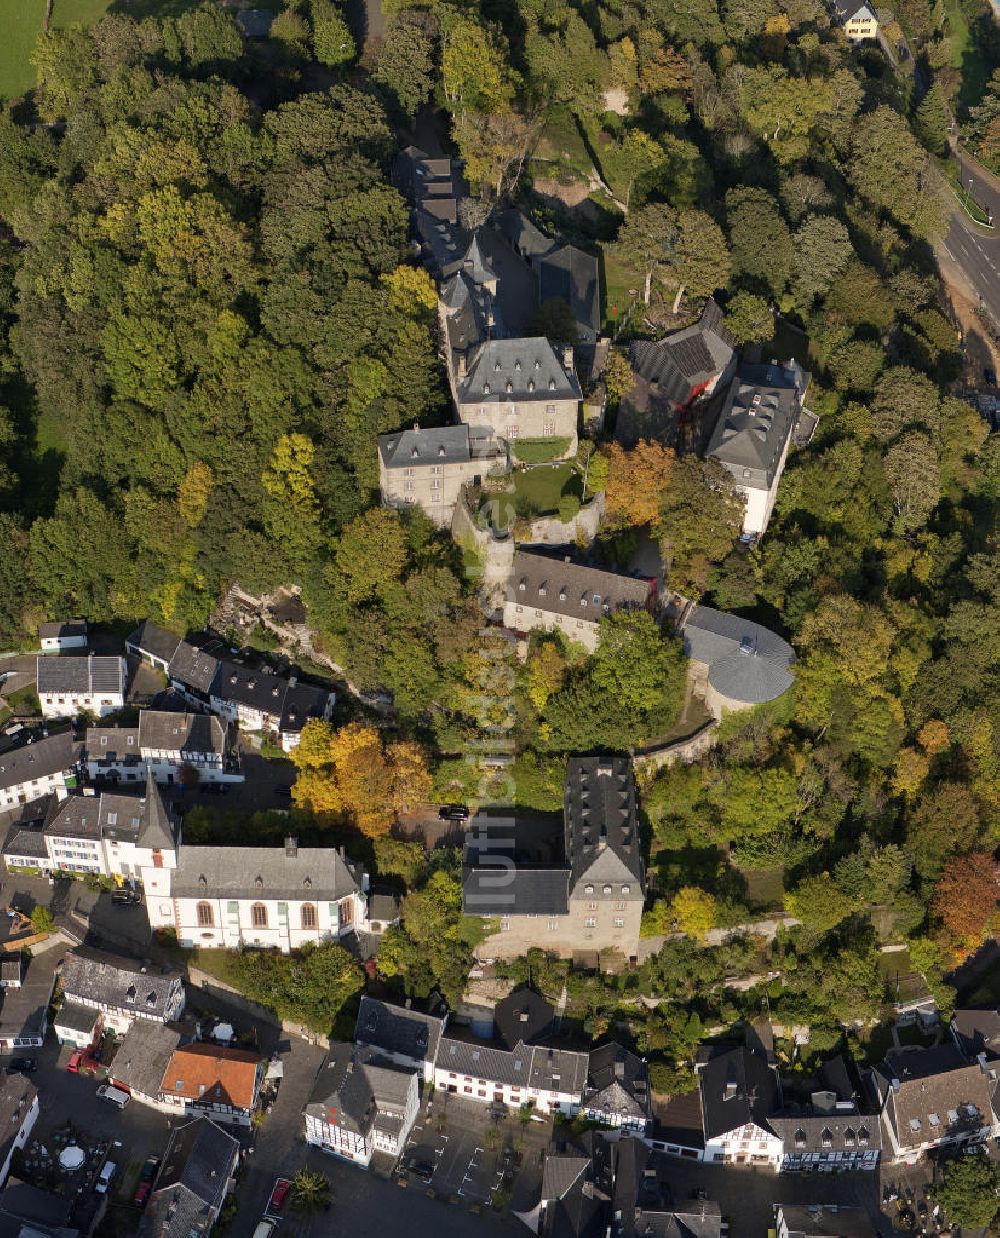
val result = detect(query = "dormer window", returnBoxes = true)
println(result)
[255,875,264,889]
[506,380,513,393]
[494,361,502,372]
[794,1128,806,1148]
[580,597,588,608]
[858,1126,869,1145]
[585,884,594,895]
[558,590,567,601]
[518,579,526,592]
[528,380,535,392]
[844,1127,855,1146]
[534,359,541,369]
[483,383,491,395]
[603,884,612,894]
[622,885,630,895]
[198,874,208,888]
[821,1127,833,1148]
[548,378,556,390]
[514,359,521,371]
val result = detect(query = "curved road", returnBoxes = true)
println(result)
[942,147,1000,330]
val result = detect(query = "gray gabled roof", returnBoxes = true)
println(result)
[59,948,182,1019]
[110,1020,183,1099]
[459,338,581,406]
[137,771,177,851]
[436,1036,588,1095]
[0,1074,37,1189]
[497,209,556,261]
[138,711,225,757]
[278,682,333,737]
[38,621,87,640]
[541,1153,590,1203]
[53,1001,99,1035]
[171,843,360,901]
[509,551,651,626]
[495,987,555,1050]
[463,234,497,285]
[36,656,123,696]
[354,996,445,1064]
[564,757,644,891]
[305,1043,417,1138]
[378,424,503,470]
[873,1045,998,1150]
[153,1117,239,1212]
[630,299,735,408]
[775,1204,877,1238]
[707,361,808,490]
[0,731,79,792]
[681,606,794,706]
[462,863,569,916]
[699,1046,778,1140]
[769,1110,880,1155]
[585,1042,651,1119]
[833,0,876,20]
[126,620,182,665]
[538,245,602,337]
[168,641,220,695]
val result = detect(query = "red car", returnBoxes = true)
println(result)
[267,1179,291,1214]
[66,1052,82,1073]
[134,1181,152,1208]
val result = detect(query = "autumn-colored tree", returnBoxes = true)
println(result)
[669,886,717,937]
[933,852,999,944]
[605,439,674,528]
[526,640,569,711]
[291,720,431,836]
[892,746,929,798]
[381,264,438,316]
[177,462,214,528]
[917,719,950,755]
[602,350,635,406]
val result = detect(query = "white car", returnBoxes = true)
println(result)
[95,1160,117,1194]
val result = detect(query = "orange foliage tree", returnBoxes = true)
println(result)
[604,439,674,529]
[933,851,1000,944]
[291,721,431,837]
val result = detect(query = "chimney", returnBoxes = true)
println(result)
[891,1077,901,1093]
[285,837,297,858]
[562,345,574,369]
[458,353,467,379]
[725,1080,737,1100]
[614,1059,625,1080]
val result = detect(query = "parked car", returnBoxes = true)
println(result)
[253,1222,277,1238]
[986,367,997,387]
[95,1160,117,1194]
[96,1084,130,1109]
[139,1157,160,1182]
[111,888,141,905]
[133,1181,152,1208]
[5,1058,36,1074]
[438,804,470,821]
[267,1179,291,1213]
[66,1052,82,1073]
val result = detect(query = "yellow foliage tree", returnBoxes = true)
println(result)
[526,641,568,712]
[381,265,438,316]
[291,721,431,836]
[669,887,717,938]
[892,746,929,798]
[604,439,674,528]
[177,461,214,528]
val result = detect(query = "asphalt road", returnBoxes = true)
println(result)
[942,149,1000,330]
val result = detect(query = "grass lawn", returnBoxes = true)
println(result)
[509,463,581,517]
[0,0,46,101]
[531,106,594,184]
[600,248,643,333]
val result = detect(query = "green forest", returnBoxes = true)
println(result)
[0,0,997,1079]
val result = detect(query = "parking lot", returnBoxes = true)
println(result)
[400,1095,549,1211]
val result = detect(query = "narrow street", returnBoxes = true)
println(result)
[940,148,1000,333]
[231,1037,328,1236]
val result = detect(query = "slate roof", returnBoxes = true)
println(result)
[53,1002,99,1035]
[584,1042,651,1122]
[657,1088,707,1148]
[699,1046,779,1140]
[127,620,182,666]
[171,843,360,901]
[509,551,651,625]
[110,1021,183,1100]
[495,987,556,1050]
[43,796,102,841]
[161,1044,261,1111]
[138,711,225,757]
[414,209,467,279]
[459,338,581,406]
[769,1111,880,1155]
[378,425,504,470]
[38,621,87,641]
[168,642,220,696]
[278,682,333,738]
[540,1153,590,1202]
[86,726,140,761]
[775,1204,877,1237]
[462,860,569,917]
[35,656,123,697]
[681,605,795,706]
[630,300,735,407]
[0,732,79,792]
[0,958,56,1044]
[873,1046,998,1151]
[497,209,555,261]
[565,757,644,892]
[354,996,446,1066]
[59,949,182,1019]
[707,361,808,490]
[437,1036,588,1096]
[213,663,288,714]
[146,1117,239,1230]
[537,245,602,339]
[305,1043,416,1138]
